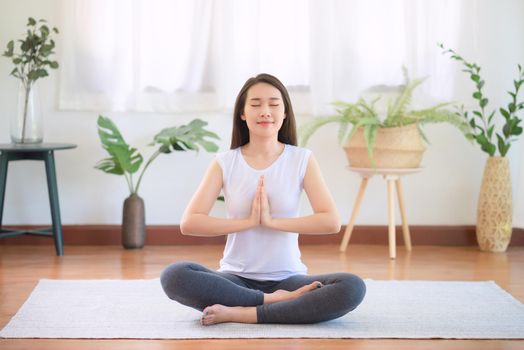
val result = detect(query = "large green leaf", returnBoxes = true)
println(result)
[94,157,124,175]
[96,115,143,174]
[153,118,220,153]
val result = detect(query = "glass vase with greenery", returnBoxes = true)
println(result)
[2,17,59,143]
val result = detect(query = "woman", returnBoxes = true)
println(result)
[161,73,366,325]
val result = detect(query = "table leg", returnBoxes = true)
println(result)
[395,178,412,251]
[44,151,64,256]
[339,177,369,252]
[0,153,8,228]
[387,179,396,259]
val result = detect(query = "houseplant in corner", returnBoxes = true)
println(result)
[95,115,220,249]
[441,44,524,252]
[2,17,59,143]
[299,68,472,168]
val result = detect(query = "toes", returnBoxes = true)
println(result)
[294,281,323,294]
[202,316,213,326]
[202,308,210,317]
[201,314,213,326]
[307,281,323,291]
[201,308,211,326]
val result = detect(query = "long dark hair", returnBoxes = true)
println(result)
[230,73,297,149]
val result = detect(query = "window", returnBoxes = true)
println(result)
[59,0,467,114]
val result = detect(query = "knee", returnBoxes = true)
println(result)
[160,261,195,300]
[337,273,366,312]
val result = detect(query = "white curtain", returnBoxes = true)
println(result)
[59,0,474,115]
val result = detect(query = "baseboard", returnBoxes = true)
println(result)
[0,225,523,246]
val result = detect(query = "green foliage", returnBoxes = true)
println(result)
[95,115,220,195]
[440,43,524,157]
[298,68,471,160]
[95,116,144,176]
[152,119,222,153]
[2,17,59,88]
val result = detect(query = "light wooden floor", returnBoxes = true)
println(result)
[1,244,523,349]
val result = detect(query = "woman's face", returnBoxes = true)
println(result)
[241,82,286,139]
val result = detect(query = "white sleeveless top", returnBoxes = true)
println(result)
[216,144,312,281]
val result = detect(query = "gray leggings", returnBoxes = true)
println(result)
[160,261,366,324]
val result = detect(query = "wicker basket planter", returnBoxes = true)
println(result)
[476,157,513,252]
[343,124,426,168]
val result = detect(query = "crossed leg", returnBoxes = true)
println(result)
[201,281,323,325]
[160,261,366,325]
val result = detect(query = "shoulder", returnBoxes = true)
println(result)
[215,147,240,165]
[215,148,242,181]
[285,144,312,159]
[216,147,239,159]
[286,145,311,155]
[284,145,313,178]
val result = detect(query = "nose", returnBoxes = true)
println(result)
[260,105,271,118]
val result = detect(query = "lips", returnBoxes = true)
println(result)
[257,121,274,125]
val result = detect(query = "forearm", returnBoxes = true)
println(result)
[180,214,255,237]
[266,213,341,235]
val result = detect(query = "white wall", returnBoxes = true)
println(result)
[0,0,523,227]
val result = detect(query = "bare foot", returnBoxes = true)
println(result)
[200,304,257,326]
[264,281,323,304]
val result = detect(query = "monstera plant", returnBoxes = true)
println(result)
[95,115,220,249]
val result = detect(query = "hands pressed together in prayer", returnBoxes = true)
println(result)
[249,175,273,228]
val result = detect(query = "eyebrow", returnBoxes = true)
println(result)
[248,97,282,101]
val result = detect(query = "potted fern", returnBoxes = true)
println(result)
[95,115,220,249]
[440,44,523,252]
[299,68,471,169]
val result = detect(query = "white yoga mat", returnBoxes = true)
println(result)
[1,279,523,339]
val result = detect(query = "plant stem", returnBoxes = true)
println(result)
[134,149,162,194]
[20,51,34,143]
[130,173,134,195]
[21,83,31,143]
[480,107,490,141]
[124,172,133,195]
